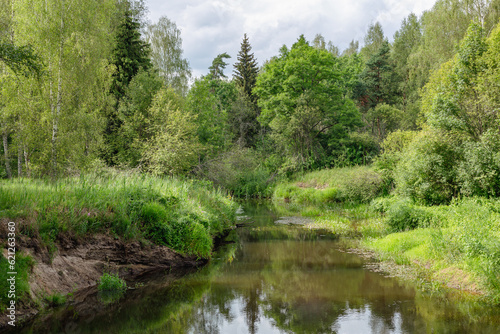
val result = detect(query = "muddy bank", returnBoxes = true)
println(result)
[0,224,206,330]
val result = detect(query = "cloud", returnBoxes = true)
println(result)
[146,0,436,78]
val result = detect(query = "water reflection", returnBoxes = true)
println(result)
[12,201,500,334]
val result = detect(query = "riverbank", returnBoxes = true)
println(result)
[0,171,236,325]
[272,167,500,304]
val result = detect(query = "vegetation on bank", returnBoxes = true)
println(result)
[0,171,236,260]
[272,166,500,304]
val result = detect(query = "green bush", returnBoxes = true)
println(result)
[395,131,461,205]
[98,273,127,292]
[196,147,274,198]
[457,131,500,197]
[386,199,437,232]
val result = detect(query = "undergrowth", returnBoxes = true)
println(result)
[0,171,237,259]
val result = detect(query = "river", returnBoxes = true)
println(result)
[12,201,500,333]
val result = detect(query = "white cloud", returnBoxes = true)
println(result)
[146,0,437,78]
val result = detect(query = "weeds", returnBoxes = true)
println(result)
[0,172,237,259]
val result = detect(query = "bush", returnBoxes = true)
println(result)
[386,199,437,232]
[395,131,461,205]
[98,273,127,292]
[458,130,500,197]
[196,147,274,198]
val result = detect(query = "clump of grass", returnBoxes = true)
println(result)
[45,293,66,307]
[98,273,127,292]
[0,253,35,311]
[0,172,237,259]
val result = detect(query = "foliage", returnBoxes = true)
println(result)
[395,131,461,205]
[0,40,41,76]
[145,16,191,96]
[457,130,500,197]
[140,87,202,176]
[116,68,163,166]
[187,76,236,156]
[255,35,362,165]
[195,146,274,198]
[0,172,236,258]
[98,273,127,292]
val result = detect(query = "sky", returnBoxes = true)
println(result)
[145,0,437,79]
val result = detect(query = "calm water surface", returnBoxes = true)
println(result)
[13,201,500,333]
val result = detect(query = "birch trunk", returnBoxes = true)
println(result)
[3,128,12,179]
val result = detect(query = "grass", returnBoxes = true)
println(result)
[364,197,500,303]
[272,166,500,304]
[98,273,127,292]
[0,253,35,312]
[0,171,236,259]
[273,166,386,204]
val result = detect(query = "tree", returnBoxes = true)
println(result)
[116,69,163,166]
[254,35,362,165]
[232,34,260,147]
[14,0,115,176]
[342,40,359,56]
[110,8,151,100]
[233,34,258,102]
[360,22,386,60]
[421,22,490,140]
[104,7,151,165]
[355,41,399,113]
[391,13,422,122]
[209,52,231,80]
[141,87,201,175]
[145,16,191,96]
[187,76,237,157]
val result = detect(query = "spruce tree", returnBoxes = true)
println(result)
[104,8,151,165]
[110,9,151,100]
[233,34,258,102]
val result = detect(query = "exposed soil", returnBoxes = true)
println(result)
[0,220,206,330]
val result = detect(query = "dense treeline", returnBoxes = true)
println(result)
[2,0,500,202]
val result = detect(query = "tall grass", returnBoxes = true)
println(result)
[366,197,500,302]
[274,166,386,204]
[0,172,236,259]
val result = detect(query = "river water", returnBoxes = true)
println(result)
[13,201,500,333]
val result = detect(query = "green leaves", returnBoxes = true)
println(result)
[255,36,361,166]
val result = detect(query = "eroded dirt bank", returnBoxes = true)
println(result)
[0,223,206,330]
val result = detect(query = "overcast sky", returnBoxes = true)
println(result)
[145,0,437,79]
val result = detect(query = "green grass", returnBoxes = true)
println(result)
[365,197,500,303]
[273,166,386,204]
[0,253,35,312]
[272,166,500,303]
[98,273,127,292]
[0,171,237,259]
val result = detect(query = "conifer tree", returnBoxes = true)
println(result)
[110,8,151,100]
[104,8,152,165]
[233,34,258,102]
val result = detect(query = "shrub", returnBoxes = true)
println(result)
[196,147,274,198]
[98,273,127,292]
[386,199,436,232]
[458,130,500,197]
[395,131,461,205]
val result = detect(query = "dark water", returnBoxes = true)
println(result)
[11,201,500,333]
